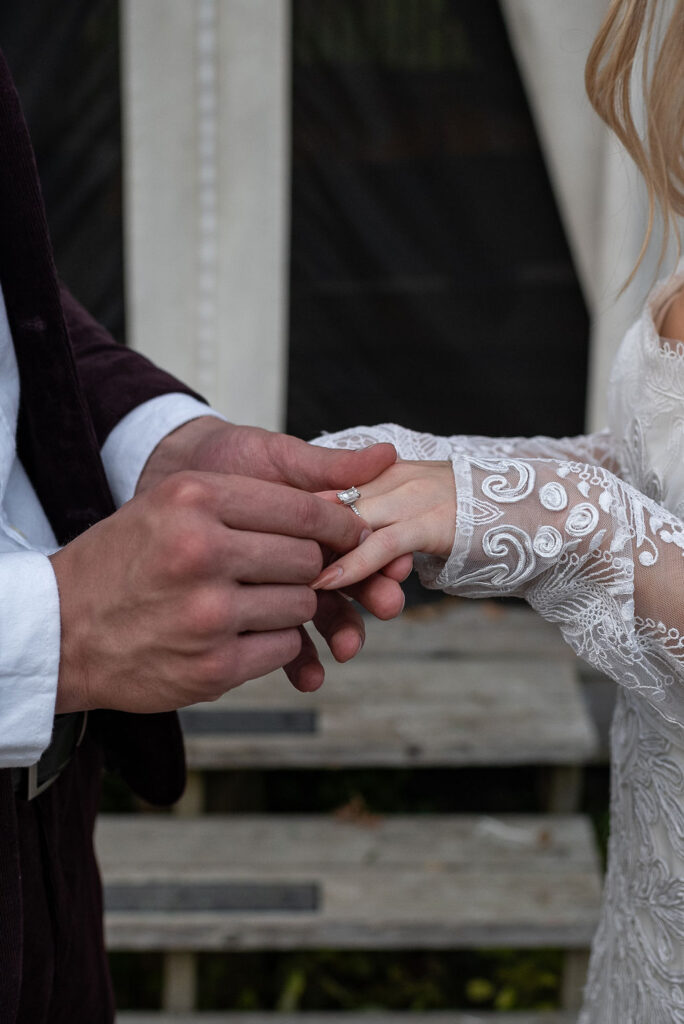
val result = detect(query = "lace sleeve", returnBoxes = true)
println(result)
[429,453,684,728]
[312,423,618,472]
[311,424,684,727]
[311,422,618,596]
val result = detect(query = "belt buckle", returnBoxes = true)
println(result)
[25,762,61,801]
[18,711,89,801]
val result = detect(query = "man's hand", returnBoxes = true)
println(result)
[136,418,411,687]
[51,471,375,714]
[136,418,395,497]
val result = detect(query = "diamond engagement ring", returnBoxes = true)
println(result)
[336,486,362,517]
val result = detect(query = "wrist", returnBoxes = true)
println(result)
[50,547,95,714]
[417,455,471,589]
[136,416,232,494]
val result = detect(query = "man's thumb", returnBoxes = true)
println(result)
[301,441,397,491]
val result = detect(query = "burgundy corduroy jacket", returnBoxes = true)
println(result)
[0,48,201,1015]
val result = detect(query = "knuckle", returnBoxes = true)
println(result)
[194,648,232,698]
[186,587,230,638]
[298,587,318,622]
[163,471,211,510]
[377,530,398,556]
[401,477,422,497]
[293,494,323,537]
[303,541,324,578]
[273,585,316,624]
[166,527,214,578]
[281,627,304,663]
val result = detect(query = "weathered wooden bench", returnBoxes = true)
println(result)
[180,656,594,771]
[118,1013,577,1023]
[99,813,601,1014]
[359,600,570,658]
[177,602,598,816]
[108,603,602,1017]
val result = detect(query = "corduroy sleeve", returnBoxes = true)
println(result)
[60,284,208,447]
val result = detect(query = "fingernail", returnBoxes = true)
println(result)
[360,528,372,543]
[348,633,364,658]
[311,565,344,590]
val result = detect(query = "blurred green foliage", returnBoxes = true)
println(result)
[110,948,563,1012]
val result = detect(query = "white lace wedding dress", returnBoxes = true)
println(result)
[313,268,684,1022]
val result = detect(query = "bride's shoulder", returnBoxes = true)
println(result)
[660,287,684,344]
[645,263,684,348]
[607,272,684,423]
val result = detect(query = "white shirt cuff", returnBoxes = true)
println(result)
[101,394,227,506]
[0,551,61,767]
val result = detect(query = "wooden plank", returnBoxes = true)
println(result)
[98,814,601,951]
[118,1013,577,1023]
[99,814,600,871]
[181,656,598,769]
[359,601,571,658]
[161,951,196,1013]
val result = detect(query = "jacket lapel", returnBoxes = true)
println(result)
[0,48,114,545]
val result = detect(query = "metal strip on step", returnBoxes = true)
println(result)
[105,882,320,912]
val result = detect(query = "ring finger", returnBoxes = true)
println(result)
[237,583,317,632]
[222,531,323,584]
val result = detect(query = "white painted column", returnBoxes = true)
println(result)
[121,0,290,429]
[500,0,677,430]
[499,0,606,307]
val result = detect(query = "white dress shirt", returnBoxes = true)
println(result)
[0,285,223,767]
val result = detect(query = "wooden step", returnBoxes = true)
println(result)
[118,1013,577,1023]
[179,601,597,773]
[361,601,571,658]
[98,814,601,952]
[180,655,597,771]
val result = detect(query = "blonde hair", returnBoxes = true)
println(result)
[585,0,684,282]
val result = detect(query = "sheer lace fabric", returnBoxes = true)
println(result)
[312,266,684,1022]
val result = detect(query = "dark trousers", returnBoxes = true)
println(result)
[14,735,114,1024]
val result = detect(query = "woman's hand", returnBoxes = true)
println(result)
[311,460,456,590]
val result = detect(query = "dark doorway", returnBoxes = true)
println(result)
[0,0,124,340]
[287,0,589,442]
